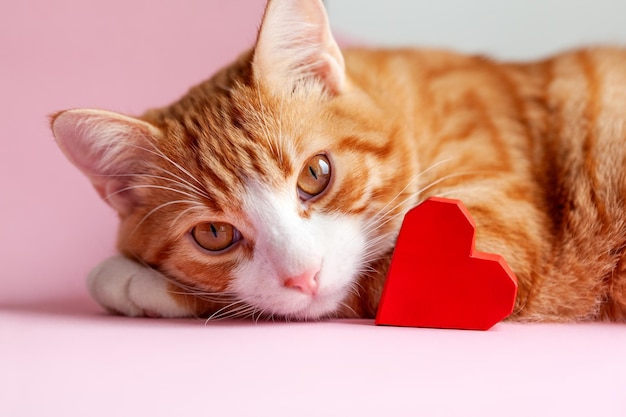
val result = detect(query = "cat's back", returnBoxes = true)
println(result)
[342,44,626,181]
[342,45,626,104]
[344,45,626,321]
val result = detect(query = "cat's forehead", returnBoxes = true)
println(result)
[153,81,328,212]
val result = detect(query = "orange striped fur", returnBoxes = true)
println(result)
[52,0,626,322]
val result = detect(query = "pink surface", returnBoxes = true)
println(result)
[1,1,625,416]
[2,309,625,416]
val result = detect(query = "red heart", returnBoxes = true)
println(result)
[375,197,518,330]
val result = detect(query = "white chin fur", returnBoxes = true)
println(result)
[232,184,365,319]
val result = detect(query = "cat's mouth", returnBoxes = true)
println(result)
[253,280,350,321]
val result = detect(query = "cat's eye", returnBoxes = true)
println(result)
[297,154,332,200]
[191,222,241,252]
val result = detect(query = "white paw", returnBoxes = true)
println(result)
[87,255,192,318]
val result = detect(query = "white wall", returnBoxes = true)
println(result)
[327,0,626,60]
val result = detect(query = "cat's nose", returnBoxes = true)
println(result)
[283,269,319,296]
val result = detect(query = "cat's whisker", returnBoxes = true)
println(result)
[346,287,359,300]
[415,170,489,198]
[191,292,240,301]
[150,166,211,200]
[419,157,456,177]
[363,192,420,240]
[113,142,208,201]
[347,172,488,289]
[351,279,366,294]
[359,249,386,263]
[338,199,407,255]
[205,300,251,323]
[358,190,420,241]
[208,310,250,322]
[225,305,257,320]
[129,199,200,238]
[362,158,454,231]
[171,205,207,230]
[359,190,412,237]
[434,185,490,200]
[359,158,454,235]
[104,171,210,201]
[339,300,359,318]
[254,307,269,324]
[106,183,202,203]
[215,301,255,317]
[362,170,486,238]
[365,175,488,238]
[211,295,258,320]
[123,257,240,305]
[167,291,236,304]
[140,142,206,188]
[352,172,492,287]
[357,250,393,268]
[158,273,230,297]
[361,230,396,247]
[356,264,379,275]
[248,306,258,322]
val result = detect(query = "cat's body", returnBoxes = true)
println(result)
[52,0,626,322]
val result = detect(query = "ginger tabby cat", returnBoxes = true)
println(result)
[51,0,626,322]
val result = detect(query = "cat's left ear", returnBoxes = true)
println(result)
[252,0,345,96]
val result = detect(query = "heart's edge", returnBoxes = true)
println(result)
[374,197,519,331]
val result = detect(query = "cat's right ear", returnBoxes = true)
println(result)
[51,109,160,214]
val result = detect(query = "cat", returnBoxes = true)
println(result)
[51,0,626,322]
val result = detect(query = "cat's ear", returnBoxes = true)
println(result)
[51,108,160,214]
[252,0,345,96]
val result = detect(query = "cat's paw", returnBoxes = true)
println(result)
[87,255,192,318]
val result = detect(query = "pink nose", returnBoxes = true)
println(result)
[283,269,319,296]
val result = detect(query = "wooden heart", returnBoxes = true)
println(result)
[375,197,518,330]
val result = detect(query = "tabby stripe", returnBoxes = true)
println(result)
[542,57,569,236]
[578,50,609,226]
[322,169,367,213]
[336,135,393,159]
[466,92,511,170]
[483,59,536,160]
[519,57,562,313]
[200,161,237,208]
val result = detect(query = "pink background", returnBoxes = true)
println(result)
[1,1,625,416]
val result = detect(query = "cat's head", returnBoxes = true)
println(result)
[51,0,416,319]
